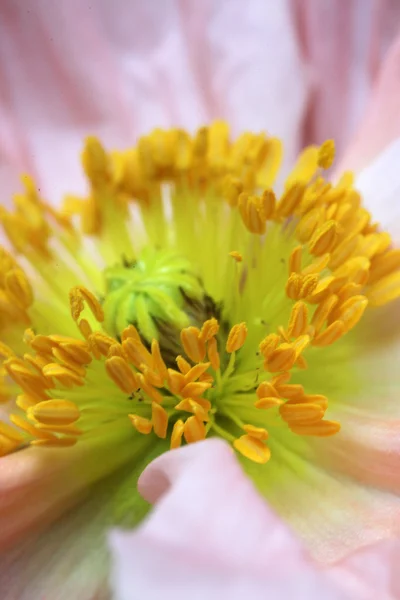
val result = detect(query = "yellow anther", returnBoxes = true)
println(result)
[307,275,335,303]
[287,302,308,338]
[176,355,191,375]
[291,334,310,360]
[5,268,33,308]
[299,274,319,298]
[223,176,243,207]
[151,340,168,381]
[181,380,212,397]
[317,139,335,169]
[35,423,82,436]
[335,256,370,286]
[369,249,400,284]
[275,383,305,400]
[89,332,116,357]
[255,397,283,409]
[122,337,153,369]
[81,136,111,187]
[10,414,56,440]
[226,322,248,353]
[16,394,37,411]
[183,415,206,443]
[259,334,281,359]
[312,320,345,347]
[285,145,319,188]
[265,344,296,372]
[301,394,328,411]
[242,424,269,440]
[229,250,243,263]
[140,364,163,388]
[367,271,400,307]
[238,193,266,234]
[199,318,220,342]
[31,437,78,448]
[275,183,304,218]
[129,414,153,435]
[289,420,340,437]
[71,286,104,323]
[151,402,168,438]
[302,253,330,275]
[105,356,139,394]
[57,342,92,365]
[311,294,338,333]
[69,289,85,322]
[309,220,338,256]
[174,398,209,422]
[207,337,220,370]
[28,399,80,426]
[256,380,279,398]
[121,324,141,342]
[336,295,368,332]
[285,273,302,299]
[233,434,271,464]
[167,369,186,395]
[170,419,185,449]
[280,402,324,424]
[288,246,302,274]
[0,341,14,360]
[0,421,24,443]
[183,362,211,384]
[137,374,164,403]
[329,234,359,270]
[180,326,206,363]
[78,319,93,339]
[296,207,325,243]
[260,189,276,220]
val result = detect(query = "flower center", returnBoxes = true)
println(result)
[0,123,399,467]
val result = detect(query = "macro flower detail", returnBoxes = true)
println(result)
[0,121,399,476]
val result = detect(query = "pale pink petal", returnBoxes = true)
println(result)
[291,0,400,158]
[355,138,400,241]
[0,421,147,552]
[110,439,348,600]
[339,33,400,174]
[0,432,163,600]
[0,0,308,204]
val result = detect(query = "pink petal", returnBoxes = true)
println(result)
[0,0,308,203]
[339,32,400,173]
[0,421,147,552]
[109,439,348,600]
[291,0,400,159]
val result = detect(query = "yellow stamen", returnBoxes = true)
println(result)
[129,414,153,435]
[309,220,338,256]
[207,337,220,370]
[105,356,139,394]
[317,140,335,169]
[312,321,345,347]
[151,402,168,439]
[243,424,269,440]
[170,419,185,449]
[289,420,341,436]
[287,302,308,337]
[174,398,209,422]
[226,322,248,353]
[229,251,243,263]
[288,246,302,274]
[280,402,324,424]
[28,399,80,426]
[180,327,206,362]
[233,435,271,464]
[183,415,206,443]
[199,318,220,342]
